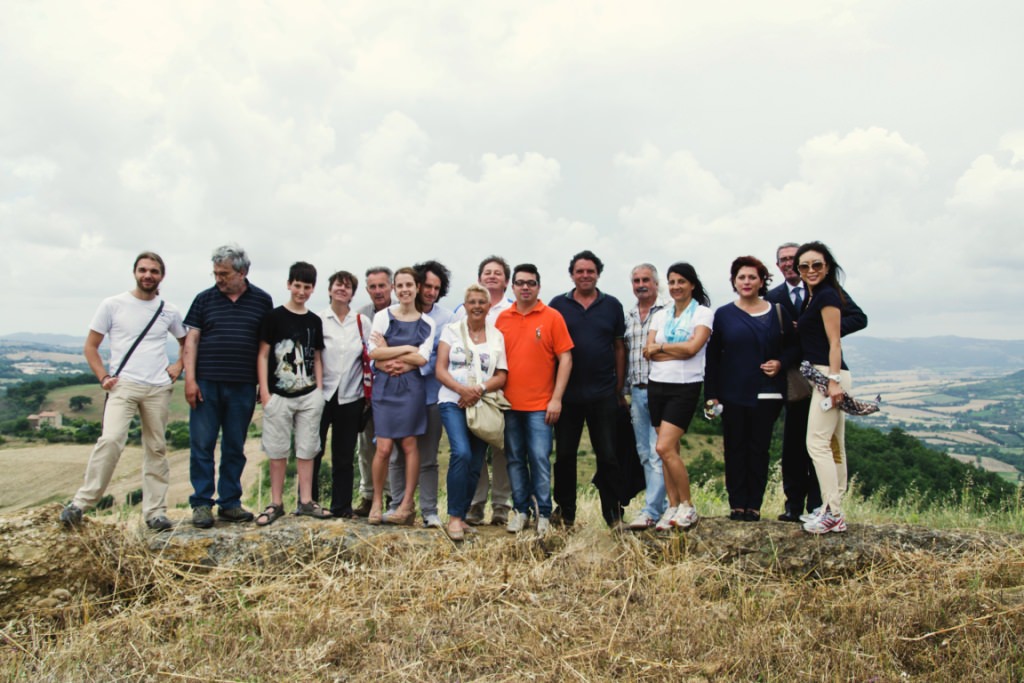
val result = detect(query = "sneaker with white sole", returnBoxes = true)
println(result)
[671,504,699,529]
[535,517,550,537]
[803,509,847,534]
[423,514,443,529]
[628,511,657,530]
[506,511,528,533]
[799,507,823,524]
[654,506,677,531]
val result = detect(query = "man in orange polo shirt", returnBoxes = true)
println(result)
[495,263,574,536]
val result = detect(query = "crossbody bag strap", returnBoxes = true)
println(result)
[458,320,485,386]
[355,314,373,399]
[114,300,164,377]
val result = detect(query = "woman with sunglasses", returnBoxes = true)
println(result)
[704,256,792,522]
[794,241,852,534]
[643,262,713,531]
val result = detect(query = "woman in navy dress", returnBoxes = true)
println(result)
[367,267,436,525]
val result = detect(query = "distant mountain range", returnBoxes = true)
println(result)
[3,333,1023,376]
[843,336,1024,375]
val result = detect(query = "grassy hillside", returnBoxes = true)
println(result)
[41,382,191,423]
[3,497,1022,681]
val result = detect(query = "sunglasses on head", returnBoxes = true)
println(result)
[797,260,826,273]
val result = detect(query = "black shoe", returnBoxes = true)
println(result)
[550,507,574,528]
[743,510,761,522]
[730,509,745,521]
[146,515,174,532]
[218,506,254,523]
[777,511,802,523]
[60,504,84,528]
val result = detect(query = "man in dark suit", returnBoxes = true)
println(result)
[767,242,867,522]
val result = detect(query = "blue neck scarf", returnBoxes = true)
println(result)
[664,299,698,343]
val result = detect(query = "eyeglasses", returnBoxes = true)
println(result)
[513,279,538,287]
[797,261,826,273]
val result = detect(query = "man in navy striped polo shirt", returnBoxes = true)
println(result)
[183,244,274,528]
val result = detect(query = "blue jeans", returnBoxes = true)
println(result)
[504,410,553,518]
[189,379,257,510]
[631,386,666,519]
[440,403,488,518]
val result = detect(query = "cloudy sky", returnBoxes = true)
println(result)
[2,1,1022,340]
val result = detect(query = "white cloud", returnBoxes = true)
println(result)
[0,2,1022,340]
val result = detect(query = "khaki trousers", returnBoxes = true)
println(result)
[72,380,174,521]
[805,366,851,515]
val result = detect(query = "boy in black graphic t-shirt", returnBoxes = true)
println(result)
[255,262,330,525]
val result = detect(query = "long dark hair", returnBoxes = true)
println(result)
[666,262,710,307]
[795,241,846,303]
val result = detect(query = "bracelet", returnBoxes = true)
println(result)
[100,375,111,384]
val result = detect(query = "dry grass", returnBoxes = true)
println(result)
[3,495,1024,682]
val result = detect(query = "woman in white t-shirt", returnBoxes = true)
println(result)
[643,262,713,531]
[435,284,508,541]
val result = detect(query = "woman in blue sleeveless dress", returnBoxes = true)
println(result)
[367,267,436,525]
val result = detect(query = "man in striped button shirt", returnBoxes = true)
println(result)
[624,263,670,529]
[183,244,274,528]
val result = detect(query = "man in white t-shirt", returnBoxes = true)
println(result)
[60,252,187,531]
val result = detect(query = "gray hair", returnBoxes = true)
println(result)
[631,263,659,282]
[365,266,393,282]
[775,242,800,261]
[211,244,250,274]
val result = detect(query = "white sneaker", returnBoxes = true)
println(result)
[799,507,823,524]
[628,511,657,530]
[423,514,443,529]
[803,509,847,534]
[535,517,550,537]
[506,511,528,533]
[655,506,677,531]
[671,504,699,529]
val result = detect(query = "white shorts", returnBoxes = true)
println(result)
[261,390,324,460]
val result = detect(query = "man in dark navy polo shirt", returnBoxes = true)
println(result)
[183,244,274,528]
[549,250,628,528]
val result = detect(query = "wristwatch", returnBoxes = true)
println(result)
[827,373,842,383]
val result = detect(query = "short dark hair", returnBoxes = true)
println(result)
[568,249,604,275]
[134,251,165,275]
[512,263,540,286]
[328,270,358,290]
[666,262,710,307]
[413,260,452,300]
[729,256,772,297]
[477,255,511,281]
[288,261,317,285]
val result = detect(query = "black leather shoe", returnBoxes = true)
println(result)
[777,511,802,523]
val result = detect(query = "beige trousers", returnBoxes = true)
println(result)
[72,380,174,521]
[805,366,852,515]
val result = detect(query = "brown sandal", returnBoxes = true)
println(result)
[255,504,284,527]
